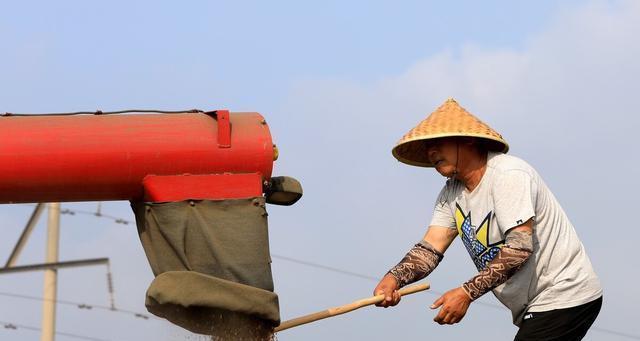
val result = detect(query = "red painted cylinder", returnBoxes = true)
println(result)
[0,112,275,203]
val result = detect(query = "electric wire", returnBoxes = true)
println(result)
[1,109,207,117]
[271,255,640,340]
[15,204,132,226]
[590,328,640,341]
[3,204,151,320]
[5,204,640,339]
[0,319,113,341]
[270,254,505,311]
[0,291,156,320]
[59,207,131,225]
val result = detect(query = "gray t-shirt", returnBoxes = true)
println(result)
[430,152,602,325]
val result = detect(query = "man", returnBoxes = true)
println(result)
[374,98,602,340]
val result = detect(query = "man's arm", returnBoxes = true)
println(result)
[462,223,533,300]
[374,226,458,307]
[431,220,534,325]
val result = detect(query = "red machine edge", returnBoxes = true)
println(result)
[143,173,264,202]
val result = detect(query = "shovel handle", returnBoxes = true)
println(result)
[274,282,430,332]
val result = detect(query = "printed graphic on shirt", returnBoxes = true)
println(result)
[455,203,505,271]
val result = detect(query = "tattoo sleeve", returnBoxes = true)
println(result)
[462,230,533,301]
[388,240,444,288]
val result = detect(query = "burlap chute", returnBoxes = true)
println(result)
[131,197,279,335]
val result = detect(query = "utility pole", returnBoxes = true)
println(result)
[2,203,115,340]
[5,204,45,268]
[41,203,60,341]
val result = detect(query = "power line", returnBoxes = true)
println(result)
[14,208,502,311]
[0,319,112,341]
[7,204,640,339]
[0,291,155,320]
[590,328,640,340]
[14,203,133,226]
[2,205,150,321]
[271,254,640,340]
[58,206,132,226]
[270,254,505,311]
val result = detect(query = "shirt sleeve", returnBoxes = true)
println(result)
[430,185,456,229]
[492,170,536,233]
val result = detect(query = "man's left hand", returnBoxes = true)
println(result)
[431,287,471,325]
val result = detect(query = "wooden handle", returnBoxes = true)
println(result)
[274,282,430,332]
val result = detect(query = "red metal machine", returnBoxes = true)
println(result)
[0,109,302,335]
[0,110,286,204]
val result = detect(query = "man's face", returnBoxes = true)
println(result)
[426,138,459,177]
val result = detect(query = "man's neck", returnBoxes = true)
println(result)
[456,152,488,192]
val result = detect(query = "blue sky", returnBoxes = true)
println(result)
[1,1,639,340]
[1,1,582,111]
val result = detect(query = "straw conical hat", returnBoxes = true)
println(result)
[392,98,509,167]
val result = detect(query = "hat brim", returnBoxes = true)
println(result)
[392,133,509,167]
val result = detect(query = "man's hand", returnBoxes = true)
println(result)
[373,274,401,307]
[431,287,471,324]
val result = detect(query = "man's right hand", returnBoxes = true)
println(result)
[374,274,401,307]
